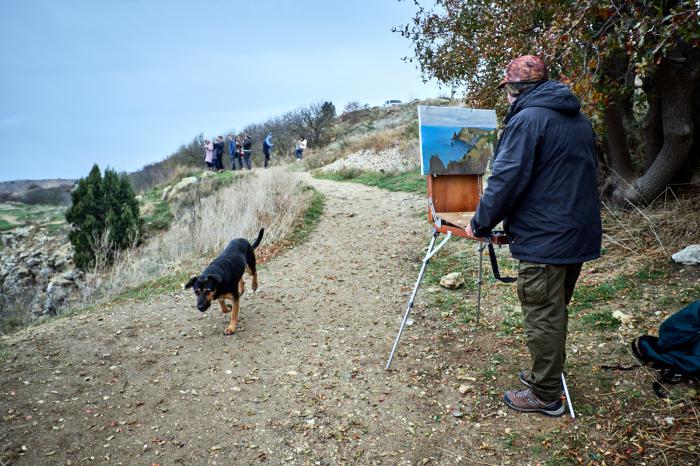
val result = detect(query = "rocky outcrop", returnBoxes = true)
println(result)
[161,176,199,202]
[321,146,419,173]
[0,225,81,324]
[0,179,75,205]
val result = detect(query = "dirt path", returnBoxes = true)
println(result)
[3,175,512,465]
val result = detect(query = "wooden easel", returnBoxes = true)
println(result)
[385,173,495,370]
[427,174,482,233]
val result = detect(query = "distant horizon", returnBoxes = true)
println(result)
[0,1,444,182]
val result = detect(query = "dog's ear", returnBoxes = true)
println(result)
[183,275,199,289]
[206,274,222,288]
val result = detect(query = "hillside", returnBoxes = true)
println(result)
[0,179,75,206]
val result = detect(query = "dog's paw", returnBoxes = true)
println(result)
[224,325,237,335]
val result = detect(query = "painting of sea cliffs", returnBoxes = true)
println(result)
[418,106,498,176]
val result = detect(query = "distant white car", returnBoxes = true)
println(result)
[384,99,402,106]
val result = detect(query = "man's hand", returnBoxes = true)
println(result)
[465,223,481,241]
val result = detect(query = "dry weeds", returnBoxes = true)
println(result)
[596,186,700,279]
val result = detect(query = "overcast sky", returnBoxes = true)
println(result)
[0,0,443,181]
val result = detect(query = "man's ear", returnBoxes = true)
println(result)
[183,275,198,289]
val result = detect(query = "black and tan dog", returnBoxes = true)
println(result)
[184,228,264,335]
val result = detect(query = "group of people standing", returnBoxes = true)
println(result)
[203,132,306,171]
[203,134,254,172]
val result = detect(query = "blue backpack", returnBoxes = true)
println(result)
[632,300,700,397]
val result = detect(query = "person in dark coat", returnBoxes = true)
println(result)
[227,134,241,171]
[465,55,602,417]
[242,134,253,170]
[213,136,225,172]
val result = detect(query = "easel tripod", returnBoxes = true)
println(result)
[384,223,576,420]
[384,227,508,371]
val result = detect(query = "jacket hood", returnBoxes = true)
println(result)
[511,80,581,116]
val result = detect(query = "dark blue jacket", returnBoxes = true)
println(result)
[470,80,602,264]
[213,141,224,158]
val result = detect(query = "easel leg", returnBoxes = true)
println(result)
[561,372,575,420]
[385,231,452,370]
[476,241,485,326]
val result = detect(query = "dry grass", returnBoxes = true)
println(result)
[596,185,700,279]
[71,168,310,307]
[304,124,416,170]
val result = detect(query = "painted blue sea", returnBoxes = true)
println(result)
[420,125,491,174]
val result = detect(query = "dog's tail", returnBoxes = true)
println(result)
[251,228,264,249]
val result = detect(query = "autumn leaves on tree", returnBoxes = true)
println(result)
[397,0,700,205]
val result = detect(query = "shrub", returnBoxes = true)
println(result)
[65,164,141,270]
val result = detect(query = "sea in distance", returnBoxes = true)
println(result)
[421,125,487,167]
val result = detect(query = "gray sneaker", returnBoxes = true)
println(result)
[503,388,565,417]
[518,370,565,395]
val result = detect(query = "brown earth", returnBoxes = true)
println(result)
[1,175,697,465]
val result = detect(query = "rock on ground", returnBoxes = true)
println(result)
[322,146,418,173]
[672,244,700,265]
[440,272,465,289]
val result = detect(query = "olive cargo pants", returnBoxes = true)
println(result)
[518,261,582,401]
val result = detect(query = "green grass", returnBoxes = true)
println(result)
[501,434,516,448]
[0,202,66,230]
[570,275,635,313]
[142,198,173,233]
[423,240,474,286]
[635,266,666,281]
[0,344,10,363]
[0,315,27,335]
[289,187,325,245]
[432,290,465,314]
[140,183,177,233]
[497,304,522,335]
[112,271,192,303]
[580,310,621,330]
[316,169,426,194]
[44,223,65,234]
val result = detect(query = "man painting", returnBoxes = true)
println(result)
[465,55,602,416]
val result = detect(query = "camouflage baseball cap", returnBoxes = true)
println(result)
[497,55,548,89]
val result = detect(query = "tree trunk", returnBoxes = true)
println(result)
[640,84,663,169]
[612,47,700,205]
[602,50,635,191]
[604,101,635,184]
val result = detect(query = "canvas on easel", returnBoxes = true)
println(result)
[418,106,497,233]
[419,106,497,176]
